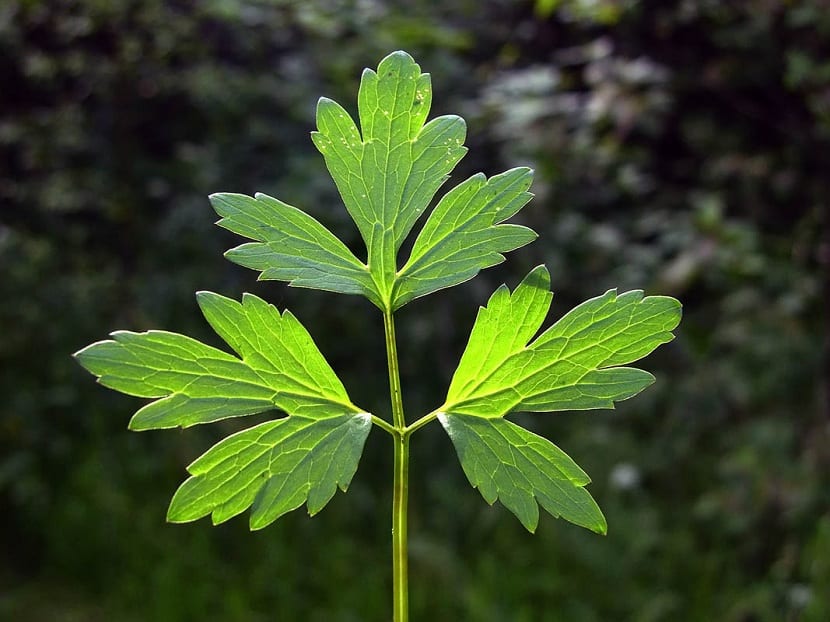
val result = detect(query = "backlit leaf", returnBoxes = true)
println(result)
[213,51,536,309]
[439,413,606,533]
[446,265,682,417]
[74,292,371,524]
[393,167,537,308]
[312,50,468,302]
[75,292,361,430]
[210,192,379,306]
[167,413,372,529]
[440,265,681,531]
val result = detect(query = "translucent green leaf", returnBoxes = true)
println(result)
[311,50,468,302]
[75,291,372,525]
[212,51,536,308]
[393,167,538,308]
[167,413,372,529]
[440,265,681,531]
[74,291,362,430]
[210,192,380,306]
[439,413,606,533]
[446,265,683,417]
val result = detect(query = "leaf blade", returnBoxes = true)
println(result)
[210,192,379,305]
[446,267,682,417]
[440,265,680,532]
[166,413,372,528]
[394,168,537,308]
[74,292,362,429]
[210,52,537,306]
[439,413,606,534]
[448,265,553,401]
[311,51,468,301]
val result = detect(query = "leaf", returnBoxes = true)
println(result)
[311,50,468,302]
[309,51,534,307]
[209,192,380,307]
[75,291,371,524]
[74,291,362,430]
[446,265,683,417]
[167,413,372,529]
[393,167,538,308]
[210,52,536,308]
[439,413,606,533]
[440,265,681,531]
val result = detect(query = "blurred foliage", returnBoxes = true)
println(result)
[1,0,827,620]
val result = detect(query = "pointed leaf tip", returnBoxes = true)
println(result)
[522,264,551,290]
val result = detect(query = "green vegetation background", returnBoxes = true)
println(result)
[1,1,827,619]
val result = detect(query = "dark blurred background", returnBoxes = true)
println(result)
[1,0,828,620]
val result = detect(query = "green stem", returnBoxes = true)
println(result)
[404,410,440,436]
[383,308,409,622]
[383,308,406,431]
[392,432,409,622]
[371,414,397,436]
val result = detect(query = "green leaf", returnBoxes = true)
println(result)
[74,291,362,430]
[212,51,536,308]
[440,265,681,531]
[75,291,372,525]
[439,413,606,533]
[167,413,372,529]
[209,192,380,306]
[446,265,682,417]
[393,167,538,308]
[311,50,468,302]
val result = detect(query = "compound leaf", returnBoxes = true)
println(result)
[210,192,379,306]
[75,291,371,524]
[167,413,372,529]
[439,413,606,533]
[440,265,681,531]
[393,167,537,308]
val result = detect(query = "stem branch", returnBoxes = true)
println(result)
[371,414,397,436]
[404,410,440,437]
